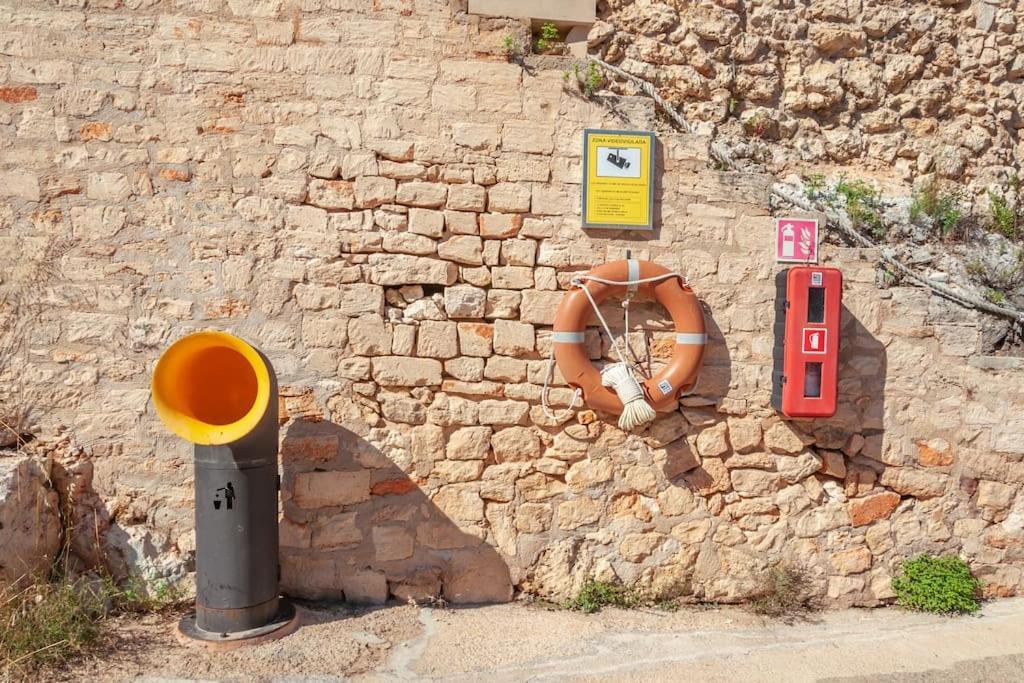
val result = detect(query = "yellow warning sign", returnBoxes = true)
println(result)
[582,129,655,230]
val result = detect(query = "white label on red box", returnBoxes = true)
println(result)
[775,218,819,263]
[802,327,828,354]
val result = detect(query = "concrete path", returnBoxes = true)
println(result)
[370,598,1024,682]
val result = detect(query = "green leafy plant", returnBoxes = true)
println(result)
[984,289,1006,305]
[804,173,827,200]
[891,555,981,614]
[534,21,560,53]
[988,189,1019,240]
[565,579,638,613]
[911,181,963,238]
[502,34,526,62]
[582,61,602,97]
[835,177,886,240]
[749,563,816,618]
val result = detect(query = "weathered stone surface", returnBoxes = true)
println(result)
[491,427,541,462]
[368,254,458,286]
[294,471,371,508]
[372,357,443,386]
[0,456,61,583]
[447,426,492,460]
[849,492,901,527]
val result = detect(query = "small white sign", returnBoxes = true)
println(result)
[658,379,673,395]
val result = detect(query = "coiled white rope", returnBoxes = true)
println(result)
[539,270,686,431]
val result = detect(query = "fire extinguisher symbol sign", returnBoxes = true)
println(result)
[775,218,819,263]
[802,328,828,354]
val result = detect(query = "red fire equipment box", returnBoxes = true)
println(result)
[771,266,842,418]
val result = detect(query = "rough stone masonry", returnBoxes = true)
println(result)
[1,0,1023,607]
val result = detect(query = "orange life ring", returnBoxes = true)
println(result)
[553,260,706,414]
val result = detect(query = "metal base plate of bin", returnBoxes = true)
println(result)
[176,600,299,651]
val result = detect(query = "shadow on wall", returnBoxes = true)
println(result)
[278,419,512,605]
[794,306,888,490]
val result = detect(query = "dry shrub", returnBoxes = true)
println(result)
[749,563,817,619]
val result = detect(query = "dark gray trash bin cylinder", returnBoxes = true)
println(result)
[151,331,297,644]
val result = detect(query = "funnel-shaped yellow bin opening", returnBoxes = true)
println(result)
[152,331,272,445]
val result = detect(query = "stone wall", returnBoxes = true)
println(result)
[596,0,1024,191]
[2,0,1024,606]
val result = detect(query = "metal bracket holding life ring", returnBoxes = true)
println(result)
[544,259,707,429]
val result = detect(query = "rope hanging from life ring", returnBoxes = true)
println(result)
[542,260,707,431]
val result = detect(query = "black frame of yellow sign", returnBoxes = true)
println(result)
[581,129,655,230]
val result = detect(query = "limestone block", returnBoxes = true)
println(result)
[878,468,947,499]
[447,183,487,212]
[695,422,729,456]
[671,518,712,545]
[341,569,389,605]
[0,456,61,583]
[764,421,813,454]
[87,172,131,201]
[501,121,554,154]
[294,471,371,508]
[452,322,492,357]
[479,213,523,238]
[487,182,532,213]
[531,185,571,215]
[776,451,823,484]
[433,484,485,521]
[491,266,534,289]
[453,122,500,150]
[819,450,847,479]
[368,254,458,285]
[831,547,872,575]
[397,181,448,208]
[372,357,443,386]
[848,491,900,526]
[447,426,492,460]
[445,285,487,318]
[491,426,541,462]
[444,210,478,235]
[620,532,665,562]
[500,240,537,267]
[382,231,436,255]
[442,547,513,604]
[484,356,527,382]
[302,315,349,348]
[493,319,535,355]
[312,512,362,548]
[416,320,458,359]
[307,179,355,209]
[730,469,782,498]
[485,290,521,319]
[520,290,563,324]
[657,486,699,517]
[478,399,530,425]
[977,480,1014,510]
[354,176,396,208]
[557,497,602,529]
[438,235,483,265]
[372,526,415,562]
[70,205,126,239]
[726,417,762,453]
[516,502,553,532]
[409,208,445,237]
[349,314,392,355]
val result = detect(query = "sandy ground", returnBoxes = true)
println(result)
[50,597,1024,682]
